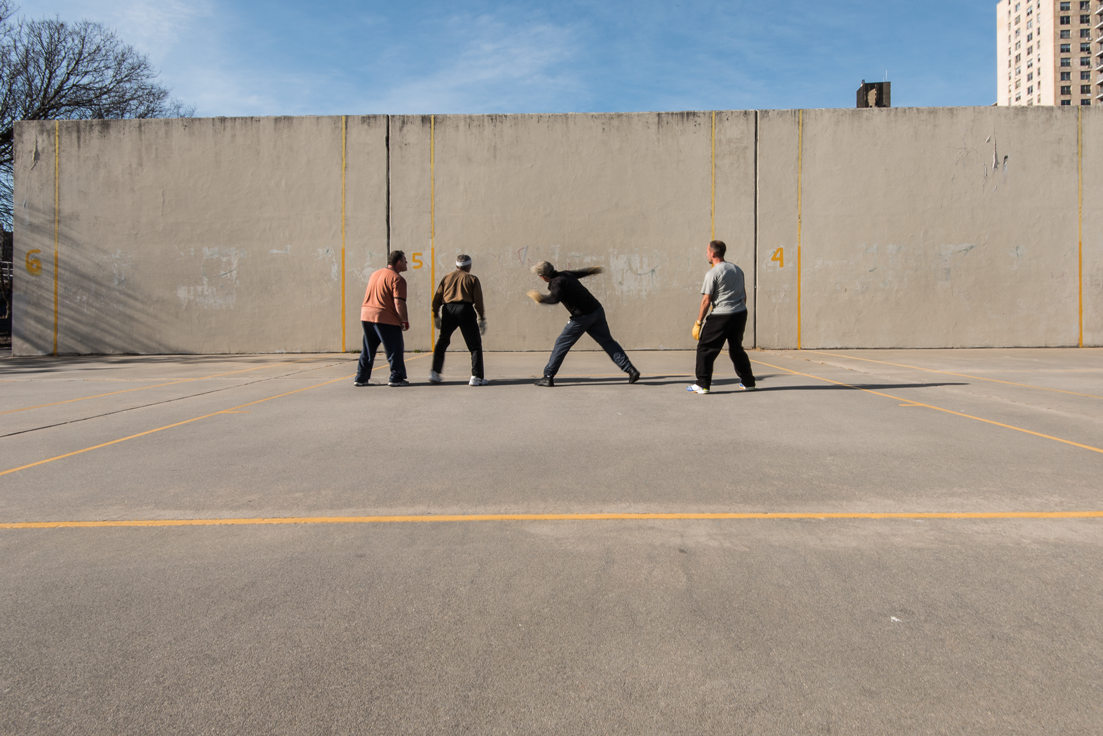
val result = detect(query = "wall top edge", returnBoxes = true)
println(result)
[13,105,1095,133]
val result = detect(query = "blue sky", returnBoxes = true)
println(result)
[17,0,997,117]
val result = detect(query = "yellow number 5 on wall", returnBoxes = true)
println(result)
[411,252,423,269]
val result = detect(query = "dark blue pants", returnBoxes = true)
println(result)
[432,303,483,378]
[543,306,633,378]
[356,321,406,383]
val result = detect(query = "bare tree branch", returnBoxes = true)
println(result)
[0,8,193,227]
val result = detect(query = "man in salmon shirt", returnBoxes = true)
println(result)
[355,250,410,387]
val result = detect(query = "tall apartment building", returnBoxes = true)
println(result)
[997,0,1101,106]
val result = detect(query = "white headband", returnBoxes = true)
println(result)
[456,257,472,267]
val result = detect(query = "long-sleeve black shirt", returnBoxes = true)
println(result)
[539,269,602,317]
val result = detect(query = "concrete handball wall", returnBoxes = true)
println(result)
[13,116,388,355]
[12,107,1101,354]
[757,106,1098,348]
[390,112,754,353]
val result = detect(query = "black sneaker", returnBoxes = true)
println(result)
[388,378,410,387]
[627,367,640,384]
[534,376,554,387]
[353,381,369,387]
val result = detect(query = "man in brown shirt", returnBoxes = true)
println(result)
[355,250,410,387]
[430,254,488,385]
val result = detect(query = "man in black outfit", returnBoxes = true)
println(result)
[430,254,488,386]
[527,261,640,387]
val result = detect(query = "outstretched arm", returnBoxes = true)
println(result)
[527,290,554,305]
[562,266,604,279]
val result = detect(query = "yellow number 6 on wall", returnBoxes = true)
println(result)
[25,249,42,275]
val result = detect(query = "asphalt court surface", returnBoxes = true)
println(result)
[2,348,1102,734]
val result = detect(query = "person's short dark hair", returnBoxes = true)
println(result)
[708,240,726,258]
[388,250,405,267]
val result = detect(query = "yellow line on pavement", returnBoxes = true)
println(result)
[799,350,1103,400]
[1,353,431,477]
[4,511,1102,529]
[0,374,354,477]
[0,359,317,415]
[753,359,1103,455]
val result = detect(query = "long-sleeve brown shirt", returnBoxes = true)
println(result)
[432,270,485,319]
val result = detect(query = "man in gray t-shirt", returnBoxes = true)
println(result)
[701,260,747,315]
[688,240,756,394]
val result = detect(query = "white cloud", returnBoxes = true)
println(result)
[17,0,215,64]
[107,0,215,64]
[357,14,585,114]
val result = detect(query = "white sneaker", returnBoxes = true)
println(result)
[429,370,442,384]
[686,384,709,394]
[469,376,490,386]
[736,383,757,391]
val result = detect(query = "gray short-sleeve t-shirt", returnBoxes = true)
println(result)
[701,262,747,315]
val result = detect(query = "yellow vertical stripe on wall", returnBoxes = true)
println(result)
[797,110,803,351]
[1078,107,1084,348]
[430,115,436,348]
[53,120,59,356]
[711,111,716,241]
[341,116,347,353]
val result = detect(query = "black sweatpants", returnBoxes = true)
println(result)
[695,310,755,390]
[432,302,483,378]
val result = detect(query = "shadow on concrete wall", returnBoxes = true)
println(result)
[13,199,247,356]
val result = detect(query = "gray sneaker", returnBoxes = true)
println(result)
[388,378,410,387]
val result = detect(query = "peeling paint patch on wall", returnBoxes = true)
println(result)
[936,243,977,287]
[316,247,339,281]
[177,246,246,310]
[110,249,130,289]
[609,251,661,299]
